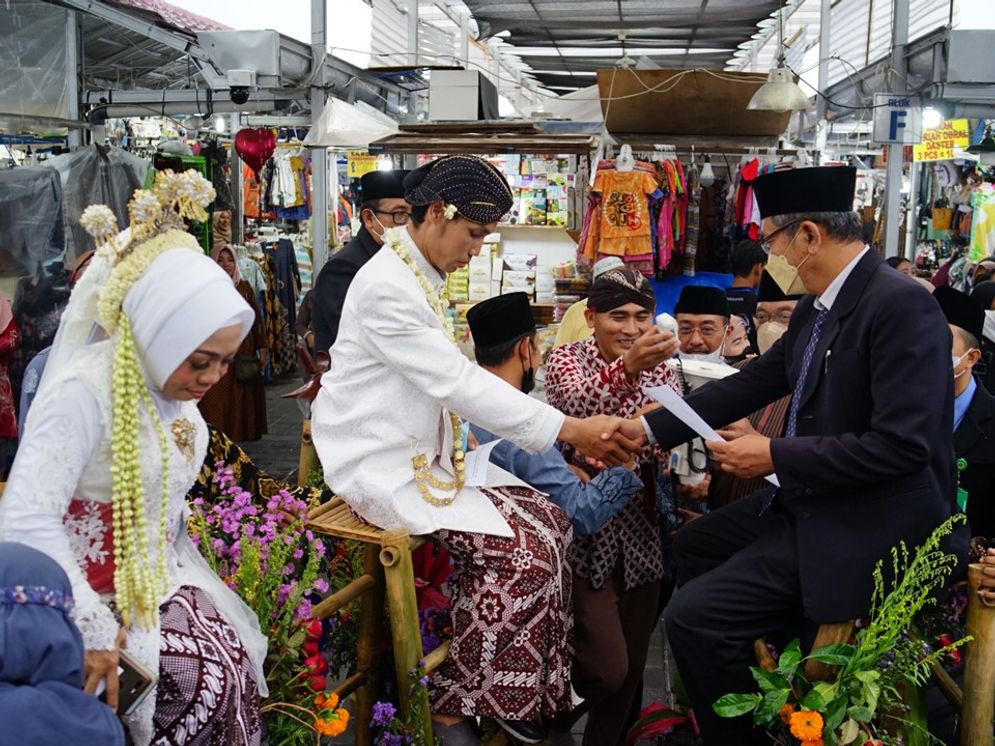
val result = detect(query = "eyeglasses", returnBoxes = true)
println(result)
[758,220,802,252]
[678,324,725,339]
[373,209,411,225]
[755,311,794,325]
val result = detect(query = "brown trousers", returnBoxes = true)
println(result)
[571,565,661,746]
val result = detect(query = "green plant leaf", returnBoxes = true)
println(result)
[826,696,849,734]
[750,666,790,694]
[777,639,802,678]
[712,693,762,718]
[799,687,825,711]
[848,706,873,723]
[839,717,860,745]
[806,642,856,666]
[755,689,790,725]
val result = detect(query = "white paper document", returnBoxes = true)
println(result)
[644,385,780,487]
[464,438,503,487]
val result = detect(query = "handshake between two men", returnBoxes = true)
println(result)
[557,409,777,481]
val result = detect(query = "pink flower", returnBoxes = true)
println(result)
[313,578,329,593]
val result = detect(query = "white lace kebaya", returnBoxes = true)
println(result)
[0,189,266,745]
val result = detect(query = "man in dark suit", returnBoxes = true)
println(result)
[311,169,410,354]
[615,167,959,744]
[935,286,995,539]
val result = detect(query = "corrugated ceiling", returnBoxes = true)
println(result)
[461,0,785,90]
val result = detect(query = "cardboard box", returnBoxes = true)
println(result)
[428,70,499,121]
[468,282,491,302]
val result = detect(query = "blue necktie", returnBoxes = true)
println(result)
[761,307,830,513]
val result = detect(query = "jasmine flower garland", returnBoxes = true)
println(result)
[385,228,466,506]
[80,169,215,629]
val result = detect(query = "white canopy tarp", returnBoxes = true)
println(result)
[303,98,399,148]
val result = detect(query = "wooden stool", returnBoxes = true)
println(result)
[296,420,319,488]
[308,496,449,746]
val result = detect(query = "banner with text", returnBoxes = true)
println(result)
[347,151,378,178]
[913,119,970,162]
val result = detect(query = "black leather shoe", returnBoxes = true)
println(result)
[496,719,545,744]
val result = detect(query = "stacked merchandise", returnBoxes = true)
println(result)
[484,155,576,227]
[552,261,590,323]
[468,242,494,302]
[502,253,537,299]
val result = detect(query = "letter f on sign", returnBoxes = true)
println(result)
[889,110,907,141]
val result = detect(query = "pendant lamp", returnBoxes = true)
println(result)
[747,3,809,112]
[967,123,995,166]
[699,155,716,187]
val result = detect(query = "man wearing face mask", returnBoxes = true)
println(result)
[467,292,642,537]
[311,169,410,355]
[544,269,681,746]
[610,166,965,746]
[935,286,995,538]
[673,285,736,365]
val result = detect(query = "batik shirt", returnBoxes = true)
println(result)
[544,337,681,590]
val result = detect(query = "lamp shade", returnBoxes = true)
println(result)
[967,126,995,166]
[747,66,810,112]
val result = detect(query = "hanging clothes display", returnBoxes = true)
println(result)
[969,184,995,262]
[580,160,662,275]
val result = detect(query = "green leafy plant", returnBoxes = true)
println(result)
[713,516,970,746]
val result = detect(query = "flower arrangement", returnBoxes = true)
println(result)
[443,203,458,220]
[713,516,970,746]
[191,461,347,744]
[369,663,440,746]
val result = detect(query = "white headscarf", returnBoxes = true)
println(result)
[123,248,254,390]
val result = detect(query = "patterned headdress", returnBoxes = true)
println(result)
[403,155,514,224]
[588,268,656,313]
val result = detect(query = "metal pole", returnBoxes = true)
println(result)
[408,0,419,67]
[883,0,910,257]
[460,11,470,66]
[230,112,244,244]
[65,10,82,148]
[905,160,918,259]
[310,0,329,270]
[815,0,831,161]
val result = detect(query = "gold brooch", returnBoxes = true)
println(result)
[171,418,196,463]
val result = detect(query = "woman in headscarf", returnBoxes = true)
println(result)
[0,172,267,746]
[197,243,268,442]
[311,155,639,744]
[0,542,125,746]
[0,290,19,477]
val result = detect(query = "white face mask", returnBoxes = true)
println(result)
[953,351,973,379]
[757,320,789,354]
[765,233,811,296]
[367,213,388,242]
[681,347,726,365]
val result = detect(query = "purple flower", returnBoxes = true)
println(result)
[314,540,326,555]
[418,676,429,688]
[295,599,312,620]
[314,578,329,593]
[293,548,304,560]
[371,701,397,728]
[305,529,315,542]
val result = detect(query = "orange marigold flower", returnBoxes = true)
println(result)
[801,740,824,746]
[325,693,340,710]
[316,717,347,737]
[779,703,796,724]
[789,710,824,741]
[314,692,327,708]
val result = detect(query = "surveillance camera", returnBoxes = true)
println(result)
[229,86,250,105]
[226,70,256,106]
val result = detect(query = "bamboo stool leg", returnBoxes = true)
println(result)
[353,543,386,746]
[961,564,995,746]
[297,420,319,488]
[380,530,433,746]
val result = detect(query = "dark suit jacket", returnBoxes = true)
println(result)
[647,250,957,621]
[311,226,380,354]
[955,379,995,538]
